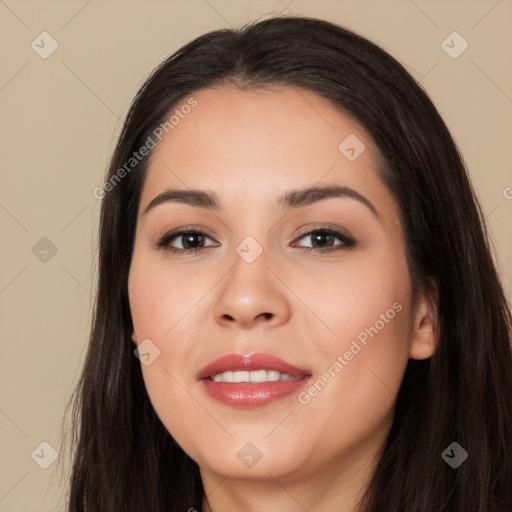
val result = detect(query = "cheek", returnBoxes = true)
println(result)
[295,243,411,360]
[127,253,194,387]
[128,253,204,339]
[292,248,412,429]
[128,256,213,461]
[128,252,218,391]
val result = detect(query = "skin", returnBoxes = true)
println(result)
[128,85,438,512]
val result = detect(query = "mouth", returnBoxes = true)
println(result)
[197,352,312,408]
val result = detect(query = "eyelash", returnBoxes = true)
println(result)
[155,226,356,255]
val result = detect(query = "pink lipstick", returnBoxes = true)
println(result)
[197,353,312,408]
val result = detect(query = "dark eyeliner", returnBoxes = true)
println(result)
[155,226,356,255]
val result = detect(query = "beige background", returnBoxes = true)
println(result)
[1,1,511,510]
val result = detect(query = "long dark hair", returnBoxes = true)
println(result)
[61,15,512,511]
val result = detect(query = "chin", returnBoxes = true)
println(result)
[193,437,312,480]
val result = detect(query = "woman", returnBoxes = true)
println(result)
[63,15,512,511]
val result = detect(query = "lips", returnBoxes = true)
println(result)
[197,352,311,380]
[198,352,312,408]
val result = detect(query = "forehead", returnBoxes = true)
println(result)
[139,85,395,219]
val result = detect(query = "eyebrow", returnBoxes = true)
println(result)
[142,184,378,217]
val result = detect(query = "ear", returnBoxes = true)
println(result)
[131,330,138,346]
[409,289,439,360]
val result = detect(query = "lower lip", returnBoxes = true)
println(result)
[200,376,311,408]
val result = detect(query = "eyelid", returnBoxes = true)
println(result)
[294,222,353,239]
[154,225,219,247]
[155,223,353,246]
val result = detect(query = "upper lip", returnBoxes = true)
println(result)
[197,353,311,380]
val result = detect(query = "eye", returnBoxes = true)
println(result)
[155,225,356,255]
[292,227,356,254]
[155,228,218,254]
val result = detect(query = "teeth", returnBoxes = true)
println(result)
[211,370,302,383]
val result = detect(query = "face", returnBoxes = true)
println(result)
[128,85,436,487]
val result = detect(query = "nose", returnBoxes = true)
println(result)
[213,255,291,330]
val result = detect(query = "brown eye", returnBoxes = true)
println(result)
[155,227,356,255]
[293,228,356,254]
[156,230,217,254]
